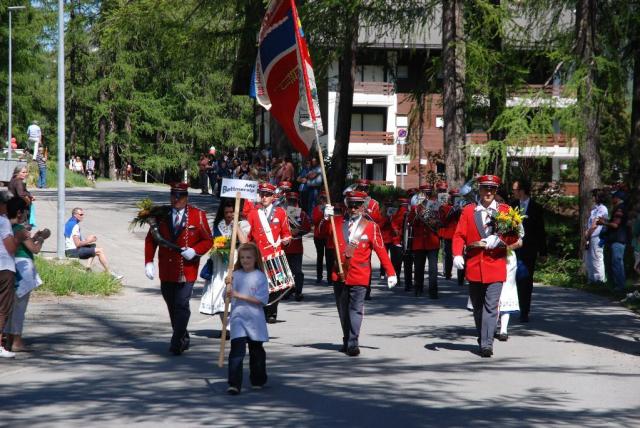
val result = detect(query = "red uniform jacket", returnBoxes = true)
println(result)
[452,202,515,284]
[246,204,292,258]
[284,208,311,255]
[312,205,326,239]
[380,210,394,245]
[390,206,407,246]
[321,215,395,286]
[438,203,459,240]
[408,206,441,251]
[144,205,212,283]
[366,198,384,225]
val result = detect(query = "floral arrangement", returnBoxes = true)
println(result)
[129,198,171,230]
[211,236,231,260]
[492,207,526,239]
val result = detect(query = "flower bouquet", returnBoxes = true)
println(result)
[211,236,232,263]
[129,198,171,230]
[492,207,526,246]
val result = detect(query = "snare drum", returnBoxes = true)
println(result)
[263,250,295,294]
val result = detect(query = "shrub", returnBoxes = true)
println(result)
[34,257,121,296]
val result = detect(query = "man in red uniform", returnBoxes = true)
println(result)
[311,191,330,284]
[283,192,311,301]
[322,191,397,356]
[246,182,292,323]
[453,174,516,357]
[353,179,383,224]
[144,183,212,355]
[438,182,458,281]
[408,184,442,298]
[379,199,395,280]
[390,198,409,283]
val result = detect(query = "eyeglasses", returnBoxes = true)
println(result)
[347,203,364,209]
[259,192,273,198]
[77,213,85,216]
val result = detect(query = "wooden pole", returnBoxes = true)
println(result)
[217,192,241,368]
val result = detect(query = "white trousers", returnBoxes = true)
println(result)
[4,292,30,335]
[584,243,606,283]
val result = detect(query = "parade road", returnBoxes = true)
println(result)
[1,181,638,427]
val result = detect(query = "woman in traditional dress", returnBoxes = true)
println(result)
[495,225,524,341]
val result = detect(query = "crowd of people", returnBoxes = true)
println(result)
[143,171,567,395]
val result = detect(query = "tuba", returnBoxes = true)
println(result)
[415,198,443,232]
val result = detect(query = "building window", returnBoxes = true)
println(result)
[396,163,408,175]
[397,65,409,79]
[436,163,445,174]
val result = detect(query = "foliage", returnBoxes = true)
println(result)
[534,256,584,288]
[544,210,580,258]
[34,257,122,296]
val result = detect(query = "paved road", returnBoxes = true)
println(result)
[1,181,639,427]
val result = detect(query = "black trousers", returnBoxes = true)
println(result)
[228,337,267,391]
[390,245,403,279]
[286,252,304,296]
[326,246,336,285]
[403,251,414,290]
[413,249,439,296]
[333,283,367,349]
[469,281,502,350]
[264,292,281,320]
[313,237,331,282]
[380,244,393,277]
[442,239,453,279]
[160,281,194,351]
[516,257,536,318]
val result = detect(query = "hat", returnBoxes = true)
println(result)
[398,197,409,205]
[477,175,501,187]
[286,191,299,200]
[612,190,626,200]
[278,181,293,190]
[258,182,276,193]
[449,188,460,196]
[436,181,448,191]
[419,184,433,193]
[169,182,189,195]
[345,190,367,203]
[355,179,370,187]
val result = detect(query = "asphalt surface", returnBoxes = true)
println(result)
[1,181,639,427]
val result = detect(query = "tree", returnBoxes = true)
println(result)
[442,0,466,188]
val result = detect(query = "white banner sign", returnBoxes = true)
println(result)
[221,178,258,200]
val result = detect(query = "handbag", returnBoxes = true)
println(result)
[199,258,213,280]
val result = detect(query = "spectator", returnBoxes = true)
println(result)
[584,189,608,284]
[86,156,96,182]
[126,163,133,182]
[297,159,311,214]
[4,197,48,352]
[632,203,640,282]
[598,190,628,291]
[198,154,210,194]
[73,156,84,175]
[234,157,251,180]
[0,191,18,358]
[64,207,123,280]
[306,157,323,214]
[35,147,48,189]
[8,165,34,222]
[216,159,232,198]
[26,120,42,156]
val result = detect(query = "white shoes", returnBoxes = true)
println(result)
[111,272,124,281]
[0,346,16,358]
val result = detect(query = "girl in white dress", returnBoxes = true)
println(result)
[496,225,524,341]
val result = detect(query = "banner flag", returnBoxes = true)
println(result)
[254,0,324,156]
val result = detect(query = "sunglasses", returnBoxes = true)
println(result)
[259,192,274,197]
[347,203,364,209]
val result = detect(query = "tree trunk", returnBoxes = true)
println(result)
[98,90,107,178]
[576,0,602,252]
[442,0,466,188]
[628,43,640,210]
[330,9,360,201]
[108,107,117,180]
[488,0,506,148]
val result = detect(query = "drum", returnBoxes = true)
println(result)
[263,250,295,295]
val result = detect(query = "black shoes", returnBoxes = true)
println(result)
[497,333,508,342]
[480,347,493,358]
[267,316,277,324]
[294,294,304,302]
[346,346,360,357]
[520,314,530,323]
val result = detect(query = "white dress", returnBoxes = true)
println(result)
[498,251,520,314]
[199,220,233,315]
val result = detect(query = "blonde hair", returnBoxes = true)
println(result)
[233,242,264,272]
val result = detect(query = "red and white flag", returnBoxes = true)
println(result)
[254,0,323,156]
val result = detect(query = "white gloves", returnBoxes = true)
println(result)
[453,256,465,270]
[181,247,197,260]
[145,262,155,280]
[387,275,398,289]
[324,204,334,218]
[482,235,501,250]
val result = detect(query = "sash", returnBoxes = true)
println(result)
[473,207,496,239]
[342,216,368,259]
[257,206,280,250]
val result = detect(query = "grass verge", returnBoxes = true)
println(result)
[535,256,640,313]
[27,160,94,188]
[33,257,122,296]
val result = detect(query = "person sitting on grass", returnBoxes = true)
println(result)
[64,207,123,280]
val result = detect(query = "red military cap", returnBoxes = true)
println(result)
[477,174,501,187]
[407,187,418,195]
[286,191,299,200]
[419,184,433,192]
[355,179,370,186]
[436,181,448,191]
[345,190,368,202]
[169,182,189,195]
[449,188,460,196]
[258,182,277,193]
[278,181,293,190]
[398,197,409,205]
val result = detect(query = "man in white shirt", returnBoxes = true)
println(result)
[26,120,42,156]
[64,208,121,279]
[0,191,18,358]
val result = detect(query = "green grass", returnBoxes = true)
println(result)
[27,160,94,188]
[33,257,122,296]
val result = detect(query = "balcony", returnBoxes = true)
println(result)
[512,84,566,97]
[466,132,573,147]
[354,81,395,96]
[350,131,395,145]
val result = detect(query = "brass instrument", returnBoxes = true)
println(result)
[415,198,443,232]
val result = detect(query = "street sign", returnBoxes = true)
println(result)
[396,127,408,144]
